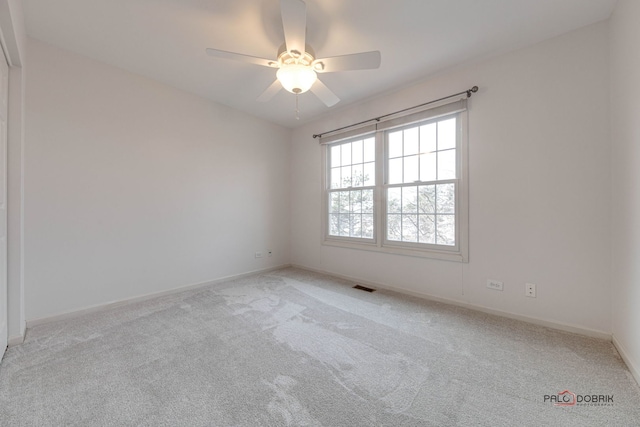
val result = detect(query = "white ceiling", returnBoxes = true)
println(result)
[23,0,616,128]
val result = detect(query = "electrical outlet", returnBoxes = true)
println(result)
[487,279,504,291]
[255,252,263,258]
[267,250,272,257]
[525,283,536,298]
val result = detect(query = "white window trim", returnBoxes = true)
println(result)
[321,133,380,247]
[321,100,469,263]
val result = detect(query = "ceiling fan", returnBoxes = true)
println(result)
[205,0,381,109]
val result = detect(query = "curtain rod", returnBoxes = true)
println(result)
[312,86,478,139]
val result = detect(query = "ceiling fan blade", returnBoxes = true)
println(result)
[257,79,283,102]
[280,0,306,56]
[314,51,381,73]
[310,79,340,107]
[206,48,277,68]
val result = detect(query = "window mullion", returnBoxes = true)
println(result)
[376,130,385,247]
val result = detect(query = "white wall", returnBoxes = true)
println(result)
[25,39,290,320]
[291,22,611,335]
[610,0,640,383]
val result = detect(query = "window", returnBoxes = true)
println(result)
[385,118,457,246]
[322,99,468,262]
[328,136,376,240]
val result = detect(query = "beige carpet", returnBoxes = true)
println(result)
[1,268,639,426]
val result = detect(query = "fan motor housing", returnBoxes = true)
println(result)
[277,43,316,66]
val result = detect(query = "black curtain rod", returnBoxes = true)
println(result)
[312,86,478,139]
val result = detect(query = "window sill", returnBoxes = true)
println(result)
[322,238,467,262]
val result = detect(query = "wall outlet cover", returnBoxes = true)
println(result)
[525,283,536,298]
[487,279,504,291]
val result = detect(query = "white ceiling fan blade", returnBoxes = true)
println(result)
[314,51,381,73]
[206,48,277,68]
[310,79,340,107]
[257,79,283,102]
[280,0,306,56]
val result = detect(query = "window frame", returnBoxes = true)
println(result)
[382,116,461,253]
[322,133,380,246]
[321,104,469,263]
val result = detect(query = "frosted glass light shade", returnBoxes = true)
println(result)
[277,64,317,94]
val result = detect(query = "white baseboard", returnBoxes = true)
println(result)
[8,332,24,347]
[291,264,612,341]
[26,264,291,329]
[613,334,640,387]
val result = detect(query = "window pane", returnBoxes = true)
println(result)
[404,155,419,183]
[387,187,401,213]
[350,214,362,238]
[328,191,374,240]
[402,215,418,242]
[330,167,341,189]
[362,189,374,213]
[352,164,364,187]
[363,162,375,186]
[387,214,402,241]
[341,165,352,187]
[341,143,352,166]
[437,149,456,180]
[352,139,363,164]
[362,214,374,239]
[418,185,436,214]
[329,214,340,236]
[438,118,456,150]
[420,123,437,153]
[420,152,437,182]
[329,192,340,214]
[350,190,362,213]
[436,215,455,246]
[339,191,350,213]
[331,145,341,167]
[364,137,375,162]
[389,131,403,158]
[339,214,350,236]
[436,183,455,214]
[418,214,436,244]
[404,127,419,156]
[388,158,403,184]
[402,186,418,213]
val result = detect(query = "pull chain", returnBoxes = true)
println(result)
[295,94,300,120]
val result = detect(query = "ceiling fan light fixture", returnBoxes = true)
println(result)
[206,0,380,107]
[277,64,317,94]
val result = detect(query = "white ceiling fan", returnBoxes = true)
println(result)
[206,0,381,108]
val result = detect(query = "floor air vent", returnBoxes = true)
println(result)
[353,284,376,292]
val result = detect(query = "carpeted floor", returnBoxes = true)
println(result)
[1,268,639,426]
